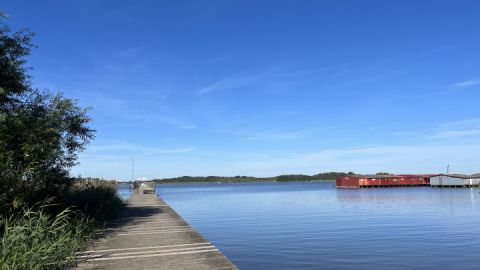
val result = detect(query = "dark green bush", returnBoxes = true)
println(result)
[62,186,125,221]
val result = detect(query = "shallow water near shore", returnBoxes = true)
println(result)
[151,181,480,270]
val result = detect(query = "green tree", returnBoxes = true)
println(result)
[0,24,33,104]
[0,21,95,213]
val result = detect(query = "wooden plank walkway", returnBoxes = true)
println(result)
[74,186,238,270]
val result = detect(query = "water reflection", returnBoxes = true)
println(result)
[335,188,430,202]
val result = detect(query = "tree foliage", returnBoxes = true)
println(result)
[155,172,356,184]
[0,21,95,213]
[0,24,33,104]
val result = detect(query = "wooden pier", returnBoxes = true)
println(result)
[74,186,237,270]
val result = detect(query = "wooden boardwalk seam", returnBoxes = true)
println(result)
[73,186,238,270]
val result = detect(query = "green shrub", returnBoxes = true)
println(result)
[0,186,125,270]
[0,206,95,270]
[62,186,125,221]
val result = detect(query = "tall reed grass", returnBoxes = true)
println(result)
[0,206,95,270]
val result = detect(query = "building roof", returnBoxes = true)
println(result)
[397,174,438,177]
[345,175,407,179]
[343,174,438,179]
[433,174,480,179]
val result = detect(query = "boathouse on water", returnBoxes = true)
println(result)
[336,174,432,188]
[430,174,480,188]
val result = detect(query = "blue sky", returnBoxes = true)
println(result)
[3,0,480,180]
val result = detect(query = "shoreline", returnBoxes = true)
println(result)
[154,179,335,185]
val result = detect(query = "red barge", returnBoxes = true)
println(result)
[336,174,433,188]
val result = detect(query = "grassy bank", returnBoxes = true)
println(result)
[1,207,94,270]
[0,186,124,270]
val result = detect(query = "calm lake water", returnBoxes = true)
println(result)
[116,183,132,201]
[152,181,480,270]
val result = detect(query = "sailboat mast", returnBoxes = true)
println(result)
[132,157,135,182]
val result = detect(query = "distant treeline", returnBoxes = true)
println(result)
[154,172,356,184]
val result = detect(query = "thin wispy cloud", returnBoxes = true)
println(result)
[428,118,480,139]
[196,73,265,95]
[341,70,405,86]
[195,67,327,95]
[451,79,480,88]
[87,142,194,156]
[74,140,480,179]
[389,131,420,137]
[244,129,315,141]
[126,114,196,130]
[429,130,480,139]
[272,67,330,78]
[111,46,145,60]
[196,64,407,96]
[227,143,480,176]
[157,117,196,130]
[242,126,340,141]
[73,142,196,179]
[441,118,480,129]
[211,50,234,63]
